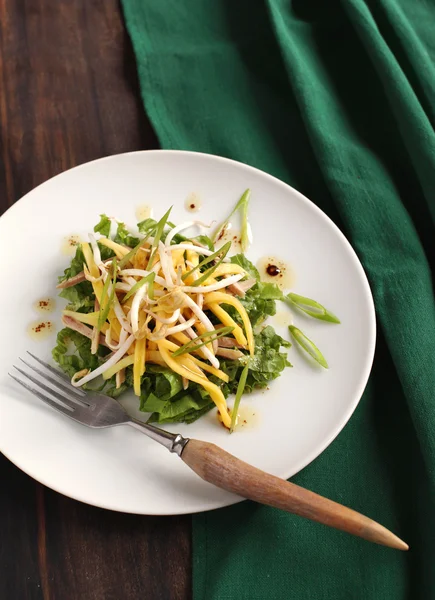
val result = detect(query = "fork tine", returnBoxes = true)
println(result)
[26,351,87,396]
[12,366,82,411]
[19,358,92,406]
[9,373,76,418]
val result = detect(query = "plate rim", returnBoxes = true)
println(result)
[0,149,376,515]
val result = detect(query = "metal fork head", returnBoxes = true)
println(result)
[9,354,130,428]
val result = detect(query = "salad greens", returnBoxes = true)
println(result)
[94,214,140,248]
[58,244,112,313]
[53,195,339,430]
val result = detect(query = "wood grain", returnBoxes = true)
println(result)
[0,2,191,599]
[182,439,408,550]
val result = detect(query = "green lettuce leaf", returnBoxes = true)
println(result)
[94,214,140,247]
[256,282,284,300]
[137,216,178,243]
[58,243,114,313]
[52,327,129,397]
[171,232,215,251]
[58,245,94,312]
[230,254,260,279]
[228,254,283,327]
[247,326,291,385]
[58,287,95,313]
[52,327,97,378]
[138,215,212,249]
[213,326,291,395]
[139,365,214,424]
[59,244,87,279]
[146,391,214,424]
[192,235,215,251]
[240,282,283,327]
[146,365,183,401]
[137,217,158,235]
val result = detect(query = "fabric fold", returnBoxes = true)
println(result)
[122,1,435,597]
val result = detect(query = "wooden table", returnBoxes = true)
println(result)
[0,2,191,598]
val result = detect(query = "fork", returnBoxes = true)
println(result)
[9,352,408,551]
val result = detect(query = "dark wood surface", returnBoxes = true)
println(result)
[0,2,191,599]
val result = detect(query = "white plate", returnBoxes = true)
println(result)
[0,151,375,514]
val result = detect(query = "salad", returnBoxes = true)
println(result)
[53,190,339,431]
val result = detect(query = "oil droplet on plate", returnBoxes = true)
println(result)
[61,235,81,256]
[272,309,293,327]
[229,405,260,431]
[185,193,202,213]
[256,256,294,291]
[135,204,153,222]
[27,320,55,341]
[34,298,56,314]
[216,225,242,252]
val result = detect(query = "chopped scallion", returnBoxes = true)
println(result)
[230,363,249,432]
[97,258,117,330]
[122,272,155,304]
[284,293,340,324]
[288,325,328,368]
[172,326,235,357]
[182,241,231,283]
[147,207,172,268]
[119,237,151,270]
[189,242,232,287]
[212,189,251,251]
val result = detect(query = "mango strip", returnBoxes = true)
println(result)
[207,303,247,347]
[102,355,135,380]
[62,310,99,327]
[205,292,254,355]
[98,238,130,259]
[163,340,229,382]
[158,340,231,427]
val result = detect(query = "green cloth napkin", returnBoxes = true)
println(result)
[122,1,435,598]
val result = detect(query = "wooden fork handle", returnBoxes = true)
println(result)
[182,439,408,551]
